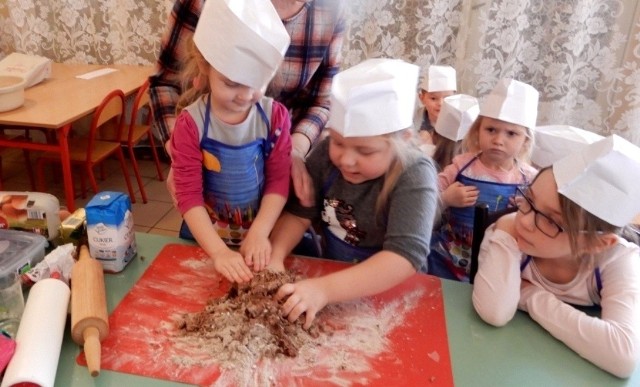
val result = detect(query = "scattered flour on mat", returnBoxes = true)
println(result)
[161,264,425,387]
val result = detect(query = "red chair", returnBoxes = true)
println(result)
[35,89,136,203]
[0,128,43,191]
[118,79,164,203]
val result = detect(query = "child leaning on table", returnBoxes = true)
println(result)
[427,78,539,282]
[266,58,439,329]
[169,0,292,283]
[472,135,640,378]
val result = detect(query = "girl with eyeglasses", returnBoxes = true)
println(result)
[472,135,640,378]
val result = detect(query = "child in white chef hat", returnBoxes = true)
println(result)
[531,124,604,168]
[170,0,292,284]
[268,58,439,329]
[428,78,539,281]
[430,94,479,171]
[473,135,640,378]
[414,65,457,147]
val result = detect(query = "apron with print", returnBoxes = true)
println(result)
[429,155,527,281]
[321,169,381,263]
[179,97,274,245]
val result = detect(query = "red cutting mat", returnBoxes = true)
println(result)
[78,244,453,386]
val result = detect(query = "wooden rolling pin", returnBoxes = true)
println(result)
[71,245,109,377]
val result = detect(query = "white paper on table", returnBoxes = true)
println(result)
[75,68,117,80]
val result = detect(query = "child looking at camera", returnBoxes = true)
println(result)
[414,65,457,150]
[428,78,539,281]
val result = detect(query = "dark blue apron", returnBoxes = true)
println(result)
[179,96,273,245]
[429,154,528,281]
[320,169,381,263]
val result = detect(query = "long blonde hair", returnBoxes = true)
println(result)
[375,129,415,218]
[176,38,211,114]
[461,116,534,164]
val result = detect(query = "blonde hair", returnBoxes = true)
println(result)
[432,132,461,171]
[375,129,415,217]
[176,38,211,114]
[461,116,534,164]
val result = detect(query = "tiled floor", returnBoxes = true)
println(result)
[0,146,181,236]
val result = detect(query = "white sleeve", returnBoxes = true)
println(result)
[472,225,523,326]
[519,245,640,378]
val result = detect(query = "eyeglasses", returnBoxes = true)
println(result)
[514,187,565,238]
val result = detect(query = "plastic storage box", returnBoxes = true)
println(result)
[0,229,48,276]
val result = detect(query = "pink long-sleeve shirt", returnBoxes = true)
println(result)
[171,97,292,215]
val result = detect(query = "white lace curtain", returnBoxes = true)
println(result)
[0,0,173,65]
[2,0,639,145]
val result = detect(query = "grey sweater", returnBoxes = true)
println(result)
[287,137,439,270]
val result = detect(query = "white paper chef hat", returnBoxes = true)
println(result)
[532,125,604,168]
[327,58,419,137]
[419,65,457,92]
[434,94,479,141]
[553,135,640,227]
[193,0,290,92]
[479,78,539,130]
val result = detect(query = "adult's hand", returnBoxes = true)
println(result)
[291,149,314,207]
[290,133,315,207]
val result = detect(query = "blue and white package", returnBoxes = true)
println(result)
[85,192,136,272]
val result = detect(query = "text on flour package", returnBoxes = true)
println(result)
[86,192,136,272]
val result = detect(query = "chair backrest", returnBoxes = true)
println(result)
[128,79,151,143]
[88,89,125,159]
[469,203,517,284]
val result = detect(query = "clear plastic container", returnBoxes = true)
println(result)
[0,271,24,337]
[0,229,48,277]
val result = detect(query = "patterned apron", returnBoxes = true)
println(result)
[321,169,381,263]
[429,155,528,281]
[179,96,273,245]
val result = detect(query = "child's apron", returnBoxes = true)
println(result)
[321,169,381,263]
[179,96,273,245]
[428,154,528,281]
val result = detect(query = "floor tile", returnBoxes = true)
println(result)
[153,206,183,231]
[0,145,178,238]
[130,200,174,228]
[147,228,178,237]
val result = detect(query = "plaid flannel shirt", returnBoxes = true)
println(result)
[149,0,345,146]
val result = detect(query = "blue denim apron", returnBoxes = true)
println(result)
[320,169,381,263]
[179,96,273,245]
[429,154,528,281]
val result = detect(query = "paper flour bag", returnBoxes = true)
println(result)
[86,192,136,272]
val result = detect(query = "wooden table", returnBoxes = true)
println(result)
[0,63,153,211]
[48,233,639,386]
